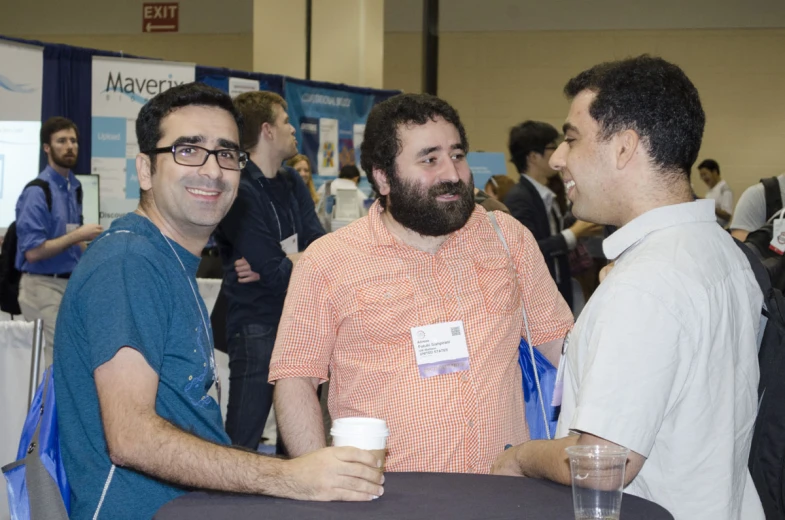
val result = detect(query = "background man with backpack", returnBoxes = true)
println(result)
[12,117,103,362]
[731,173,785,242]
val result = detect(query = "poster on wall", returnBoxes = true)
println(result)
[91,56,195,227]
[0,40,43,230]
[284,80,380,191]
[228,77,259,98]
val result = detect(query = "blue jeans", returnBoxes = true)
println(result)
[225,323,277,449]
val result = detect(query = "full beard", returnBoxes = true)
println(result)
[52,153,77,170]
[387,174,476,237]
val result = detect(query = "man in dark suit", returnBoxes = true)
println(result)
[504,121,598,310]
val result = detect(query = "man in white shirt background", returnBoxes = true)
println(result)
[491,55,764,520]
[316,164,369,224]
[697,158,734,227]
[730,173,785,242]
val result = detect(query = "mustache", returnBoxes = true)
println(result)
[429,181,469,197]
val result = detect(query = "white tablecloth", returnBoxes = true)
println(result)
[0,321,43,520]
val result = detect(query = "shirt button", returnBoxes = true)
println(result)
[445,293,453,299]
[468,420,474,428]
[461,373,468,382]
[188,375,193,381]
[467,465,474,473]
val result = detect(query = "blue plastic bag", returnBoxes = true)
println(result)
[518,338,559,440]
[3,367,70,520]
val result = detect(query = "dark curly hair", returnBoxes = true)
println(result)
[360,93,469,207]
[136,82,243,202]
[136,82,243,155]
[564,55,705,178]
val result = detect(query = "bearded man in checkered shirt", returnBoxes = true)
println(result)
[269,93,573,474]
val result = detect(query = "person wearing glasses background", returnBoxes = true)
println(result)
[213,91,325,451]
[504,121,600,311]
[53,83,384,520]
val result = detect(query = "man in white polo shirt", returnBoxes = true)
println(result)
[491,55,764,520]
[697,158,733,227]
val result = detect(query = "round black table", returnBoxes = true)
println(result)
[154,472,673,520]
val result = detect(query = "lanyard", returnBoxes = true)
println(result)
[161,232,221,406]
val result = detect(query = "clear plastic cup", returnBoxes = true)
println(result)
[565,445,629,520]
[330,417,389,468]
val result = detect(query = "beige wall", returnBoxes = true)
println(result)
[15,34,253,71]
[383,28,785,201]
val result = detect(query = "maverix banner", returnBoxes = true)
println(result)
[91,56,194,227]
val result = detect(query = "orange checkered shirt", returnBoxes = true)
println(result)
[269,202,573,473]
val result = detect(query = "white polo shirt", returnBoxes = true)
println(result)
[704,179,734,227]
[555,199,764,520]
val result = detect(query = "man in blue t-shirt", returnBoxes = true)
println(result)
[15,117,103,362]
[54,83,384,520]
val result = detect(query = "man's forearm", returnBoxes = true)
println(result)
[24,231,83,263]
[110,410,304,497]
[515,435,577,485]
[275,377,327,457]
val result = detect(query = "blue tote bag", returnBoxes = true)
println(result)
[2,366,70,520]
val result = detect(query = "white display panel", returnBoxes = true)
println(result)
[0,121,41,228]
[75,174,100,226]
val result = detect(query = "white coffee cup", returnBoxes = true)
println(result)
[331,417,389,467]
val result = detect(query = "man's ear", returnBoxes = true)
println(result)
[372,168,391,196]
[42,143,51,156]
[615,129,639,170]
[136,153,153,192]
[261,122,273,142]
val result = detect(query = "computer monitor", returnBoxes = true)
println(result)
[75,174,100,226]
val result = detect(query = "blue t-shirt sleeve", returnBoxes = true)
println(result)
[78,251,170,374]
[15,187,51,254]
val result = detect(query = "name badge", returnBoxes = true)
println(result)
[280,233,298,255]
[66,223,79,233]
[410,321,470,378]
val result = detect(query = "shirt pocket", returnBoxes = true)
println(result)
[475,257,520,314]
[356,280,418,344]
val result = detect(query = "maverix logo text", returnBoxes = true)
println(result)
[104,72,185,103]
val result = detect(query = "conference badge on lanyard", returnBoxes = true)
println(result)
[410,320,470,378]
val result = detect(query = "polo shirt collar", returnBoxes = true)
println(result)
[603,199,716,261]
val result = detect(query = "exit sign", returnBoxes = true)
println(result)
[143,3,179,33]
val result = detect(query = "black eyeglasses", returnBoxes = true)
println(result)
[143,144,247,171]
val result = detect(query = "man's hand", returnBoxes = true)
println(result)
[491,446,524,477]
[76,224,103,242]
[569,220,603,238]
[235,257,260,283]
[282,446,385,501]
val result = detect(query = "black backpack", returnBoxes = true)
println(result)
[737,239,785,519]
[0,180,82,315]
[744,177,785,293]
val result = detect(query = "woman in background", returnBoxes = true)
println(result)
[484,175,515,203]
[286,154,319,206]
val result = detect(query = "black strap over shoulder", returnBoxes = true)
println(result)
[761,177,782,222]
[24,179,53,212]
